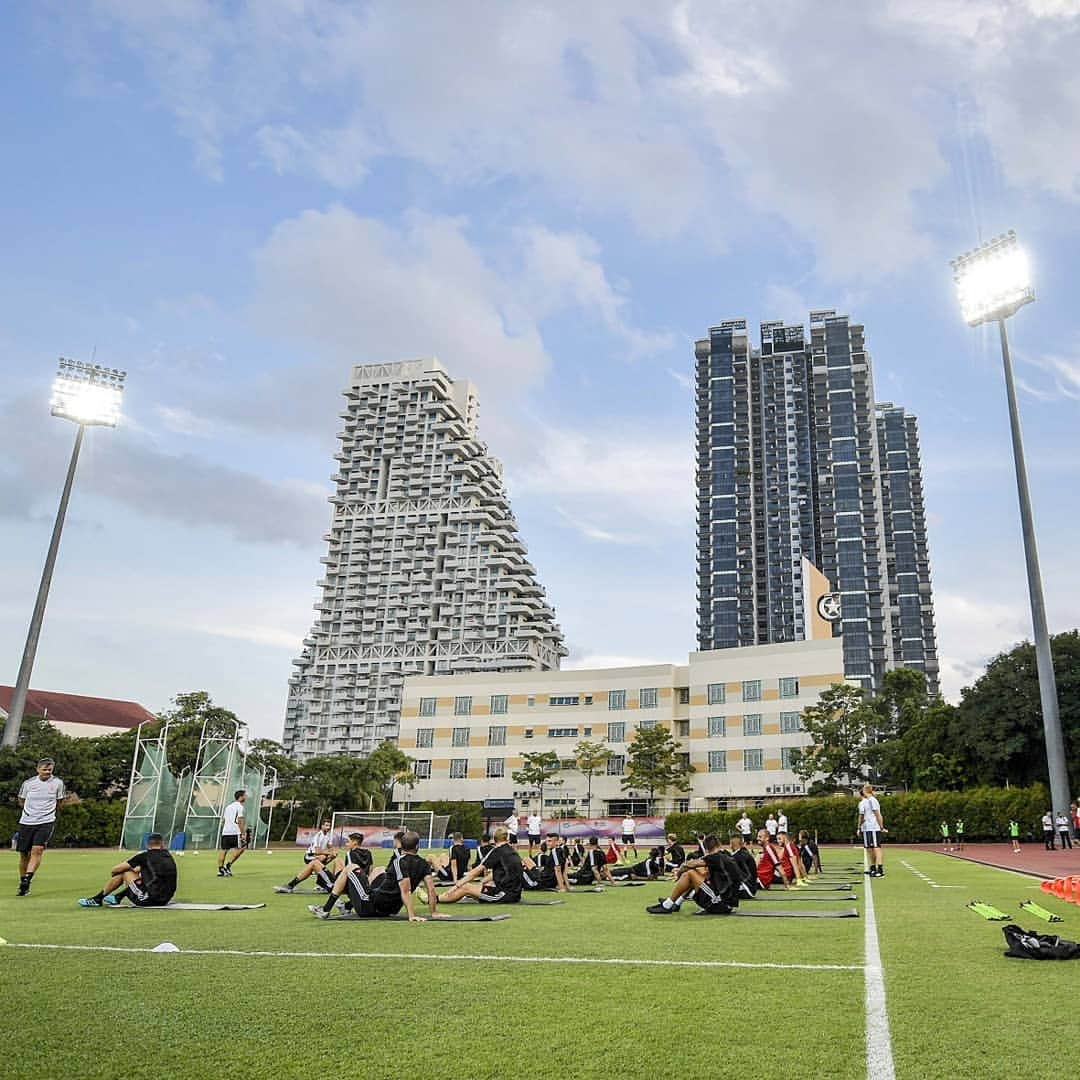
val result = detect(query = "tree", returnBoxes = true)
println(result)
[951,630,1080,792]
[512,750,563,815]
[573,739,612,817]
[790,683,876,793]
[155,691,242,776]
[621,724,692,814]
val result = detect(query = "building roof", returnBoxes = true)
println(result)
[0,686,155,731]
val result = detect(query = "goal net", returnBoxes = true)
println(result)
[330,811,450,851]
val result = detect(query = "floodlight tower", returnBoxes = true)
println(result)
[1,360,127,748]
[951,231,1070,833]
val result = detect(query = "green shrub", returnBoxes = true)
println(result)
[0,798,127,848]
[665,784,1050,844]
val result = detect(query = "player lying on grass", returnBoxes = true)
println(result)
[440,827,523,904]
[430,832,471,885]
[610,846,666,880]
[755,829,794,890]
[309,830,446,922]
[567,837,617,886]
[78,832,177,908]
[276,818,340,893]
[646,834,740,915]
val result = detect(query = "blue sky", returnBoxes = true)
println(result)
[3,2,1079,740]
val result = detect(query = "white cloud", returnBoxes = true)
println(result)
[69,1,1080,275]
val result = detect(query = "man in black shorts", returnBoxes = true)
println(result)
[567,836,616,886]
[726,833,759,897]
[432,832,471,885]
[646,834,739,915]
[611,846,666,880]
[310,830,444,921]
[16,758,66,896]
[440,826,523,904]
[78,833,177,907]
[664,833,686,873]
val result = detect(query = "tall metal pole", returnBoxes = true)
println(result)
[998,318,1071,833]
[2,424,86,748]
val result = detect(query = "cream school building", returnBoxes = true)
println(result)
[399,636,846,814]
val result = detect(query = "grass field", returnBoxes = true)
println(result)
[0,845,1075,1080]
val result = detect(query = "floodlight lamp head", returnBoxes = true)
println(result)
[50,358,127,427]
[950,230,1034,327]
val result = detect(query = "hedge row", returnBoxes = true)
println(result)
[0,799,127,848]
[665,785,1051,844]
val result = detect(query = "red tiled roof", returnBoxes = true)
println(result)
[0,686,155,731]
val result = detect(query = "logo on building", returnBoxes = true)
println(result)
[816,593,842,622]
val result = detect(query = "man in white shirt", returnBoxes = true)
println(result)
[276,818,339,893]
[1055,811,1073,850]
[621,816,638,859]
[218,790,247,877]
[1041,811,1055,850]
[857,783,886,878]
[526,812,543,856]
[765,813,778,839]
[777,812,788,835]
[736,813,753,844]
[16,758,66,897]
[503,812,519,847]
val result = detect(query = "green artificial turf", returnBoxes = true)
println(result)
[0,845,1074,1079]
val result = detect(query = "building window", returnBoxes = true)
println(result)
[490,694,508,715]
[454,696,473,716]
[637,719,658,731]
[707,683,726,705]
[607,722,625,743]
[416,728,434,749]
[781,747,798,769]
[584,695,593,705]
[449,758,468,779]
[639,687,658,709]
[780,711,803,734]
[451,726,470,747]
[677,719,690,737]
[550,695,580,707]
[488,726,507,746]
[708,750,727,773]
[607,755,625,776]
[744,748,764,771]
[743,714,763,737]
[779,677,799,699]
[608,690,626,710]
[527,696,536,707]
[413,760,431,779]
[708,716,727,738]
[486,758,505,779]
[677,687,690,704]
[548,727,579,738]
[742,680,762,702]
[524,728,534,739]
[419,697,437,717]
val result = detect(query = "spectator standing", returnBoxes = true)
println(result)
[1042,811,1055,851]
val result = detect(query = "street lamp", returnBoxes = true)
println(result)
[1,359,126,747]
[950,231,1070,834]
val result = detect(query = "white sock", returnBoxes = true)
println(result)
[662,898,675,910]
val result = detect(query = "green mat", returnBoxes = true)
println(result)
[1019,900,1063,924]
[967,900,1010,921]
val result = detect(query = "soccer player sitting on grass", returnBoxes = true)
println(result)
[304,832,378,911]
[472,834,494,869]
[567,837,617,886]
[776,832,809,886]
[431,832,471,885]
[755,829,792,890]
[646,834,739,915]
[440,827,524,904]
[798,830,822,875]
[309,830,444,922]
[78,832,177,908]
[725,834,759,897]
[538,833,570,891]
[664,833,686,872]
[611,846,666,880]
[276,818,339,893]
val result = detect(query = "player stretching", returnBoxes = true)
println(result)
[646,834,738,915]
[441,827,524,905]
[78,833,177,908]
[276,819,338,893]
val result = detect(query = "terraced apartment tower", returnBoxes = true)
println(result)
[284,358,566,760]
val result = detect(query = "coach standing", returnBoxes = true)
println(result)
[16,757,66,896]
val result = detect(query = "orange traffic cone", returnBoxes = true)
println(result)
[1067,876,1080,904]
[1040,878,1054,893]
[1051,877,1068,899]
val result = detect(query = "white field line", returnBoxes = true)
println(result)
[863,876,896,1080]
[899,859,961,889]
[1,941,863,973]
